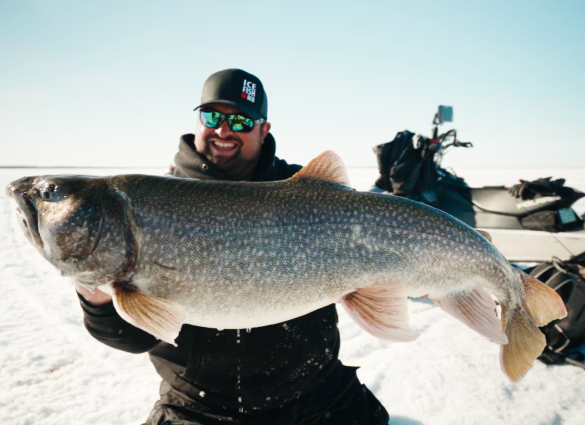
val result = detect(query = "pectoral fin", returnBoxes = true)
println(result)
[112,284,186,346]
[432,286,508,344]
[339,283,419,342]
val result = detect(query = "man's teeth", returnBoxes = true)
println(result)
[214,141,237,149]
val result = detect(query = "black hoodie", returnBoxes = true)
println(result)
[173,133,301,182]
[78,133,342,414]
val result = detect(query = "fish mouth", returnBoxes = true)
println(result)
[15,193,44,249]
[4,182,15,198]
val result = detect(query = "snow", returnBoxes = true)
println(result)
[1,167,584,425]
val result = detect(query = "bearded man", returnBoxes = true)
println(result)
[76,69,390,425]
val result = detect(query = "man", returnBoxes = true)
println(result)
[76,69,390,425]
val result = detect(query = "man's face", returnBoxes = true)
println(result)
[195,103,271,181]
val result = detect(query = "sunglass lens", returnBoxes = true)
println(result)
[200,110,223,128]
[228,115,254,132]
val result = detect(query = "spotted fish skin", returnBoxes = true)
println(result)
[117,175,508,326]
[5,151,567,381]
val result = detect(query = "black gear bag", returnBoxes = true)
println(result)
[373,131,438,202]
[530,252,585,368]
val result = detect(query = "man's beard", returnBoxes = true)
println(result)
[202,134,262,181]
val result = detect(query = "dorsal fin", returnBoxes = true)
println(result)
[477,230,492,243]
[291,151,351,186]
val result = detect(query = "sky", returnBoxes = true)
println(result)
[1,0,584,169]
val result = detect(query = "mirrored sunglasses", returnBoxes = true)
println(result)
[200,110,266,133]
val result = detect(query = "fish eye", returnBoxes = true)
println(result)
[39,183,61,202]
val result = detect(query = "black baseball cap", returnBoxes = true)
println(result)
[194,69,268,120]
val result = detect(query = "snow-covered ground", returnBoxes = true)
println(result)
[1,167,584,425]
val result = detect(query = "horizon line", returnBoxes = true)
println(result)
[2,165,585,170]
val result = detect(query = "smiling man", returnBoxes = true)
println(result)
[173,69,288,183]
[76,69,390,425]
[193,103,267,181]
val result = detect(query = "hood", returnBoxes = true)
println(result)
[173,133,277,182]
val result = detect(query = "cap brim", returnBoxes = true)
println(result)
[194,100,264,120]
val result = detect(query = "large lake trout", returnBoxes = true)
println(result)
[6,151,566,381]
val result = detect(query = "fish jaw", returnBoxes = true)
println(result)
[6,175,138,285]
[6,177,45,250]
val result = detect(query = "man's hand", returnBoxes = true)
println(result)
[75,283,113,307]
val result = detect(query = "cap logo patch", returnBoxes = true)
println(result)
[242,79,256,103]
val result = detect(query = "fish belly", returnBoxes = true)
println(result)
[135,212,510,330]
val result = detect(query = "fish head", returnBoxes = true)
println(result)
[5,175,133,287]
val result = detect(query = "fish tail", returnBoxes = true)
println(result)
[112,283,186,347]
[339,283,420,342]
[520,274,567,327]
[500,305,546,382]
[500,274,567,382]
